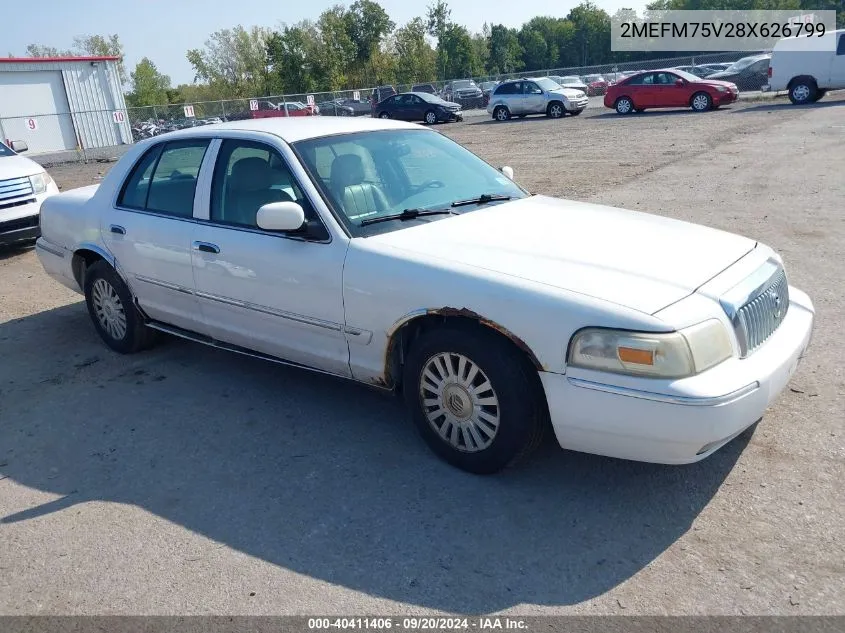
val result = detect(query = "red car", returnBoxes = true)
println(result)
[604,69,738,114]
[583,74,609,96]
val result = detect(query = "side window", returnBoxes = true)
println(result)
[626,74,645,85]
[838,33,845,55]
[117,144,162,209]
[641,73,655,85]
[523,82,542,94]
[117,140,208,216]
[210,139,310,229]
[493,83,510,95]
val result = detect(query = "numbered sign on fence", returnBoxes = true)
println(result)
[306,95,315,106]
[112,111,126,124]
[353,91,361,101]
[249,99,259,111]
[26,118,38,131]
[184,105,195,118]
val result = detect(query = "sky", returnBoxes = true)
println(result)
[7,0,650,87]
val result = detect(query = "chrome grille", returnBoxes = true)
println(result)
[0,176,34,202]
[730,266,789,357]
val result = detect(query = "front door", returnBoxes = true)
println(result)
[190,138,351,376]
[522,81,546,114]
[102,139,209,332]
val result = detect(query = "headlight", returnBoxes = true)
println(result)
[715,86,727,93]
[568,319,733,378]
[29,171,53,194]
[575,91,585,98]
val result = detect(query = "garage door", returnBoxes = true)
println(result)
[0,71,77,154]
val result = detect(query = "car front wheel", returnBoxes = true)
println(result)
[691,92,712,112]
[379,111,390,119]
[424,110,438,124]
[615,97,634,114]
[403,326,545,474]
[84,260,156,354]
[547,102,564,118]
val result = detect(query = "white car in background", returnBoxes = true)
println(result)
[35,118,814,474]
[0,140,59,247]
[765,28,845,104]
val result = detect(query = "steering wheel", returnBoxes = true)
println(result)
[415,179,446,192]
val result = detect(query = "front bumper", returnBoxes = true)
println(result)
[715,90,739,104]
[0,191,53,246]
[540,287,815,464]
[565,97,590,111]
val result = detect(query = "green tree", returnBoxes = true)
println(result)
[266,22,322,94]
[345,0,395,84]
[126,58,171,107]
[426,0,452,79]
[488,24,523,74]
[25,34,126,83]
[25,44,71,57]
[393,17,437,83]
[187,26,271,98]
[441,23,480,78]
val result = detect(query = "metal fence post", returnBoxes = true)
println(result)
[221,99,227,121]
[153,105,158,121]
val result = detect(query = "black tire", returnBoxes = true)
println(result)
[788,79,817,105]
[546,101,565,118]
[493,106,510,122]
[814,89,827,102]
[424,109,438,125]
[615,96,634,115]
[84,260,156,354]
[379,111,390,119]
[570,108,583,116]
[402,325,546,474]
[690,91,712,112]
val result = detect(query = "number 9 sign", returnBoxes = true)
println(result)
[26,118,38,131]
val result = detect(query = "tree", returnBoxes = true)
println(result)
[345,0,395,83]
[126,58,171,107]
[440,23,480,78]
[488,25,523,75]
[25,44,71,57]
[187,26,271,98]
[426,0,452,79]
[266,22,322,94]
[25,34,126,83]
[393,17,437,83]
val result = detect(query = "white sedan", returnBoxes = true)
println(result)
[35,117,814,474]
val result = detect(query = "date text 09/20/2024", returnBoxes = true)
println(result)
[307,617,527,630]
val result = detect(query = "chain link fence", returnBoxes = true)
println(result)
[4,52,770,166]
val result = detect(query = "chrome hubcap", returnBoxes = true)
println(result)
[380,113,389,118]
[426,112,436,123]
[419,352,500,453]
[793,85,810,101]
[92,278,127,340]
[618,99,631,113]
[496,108,507,120]
[693,95,709,110]
[551,105,562,117]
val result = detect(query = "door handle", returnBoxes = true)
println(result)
[193,241,220,254]
[110,225,126,235]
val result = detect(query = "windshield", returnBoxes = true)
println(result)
[725,57,759,72]
[294,129,527,236]
[561,76,581,83]
[584,75,603,82]
[671,69,702,82]
[535,77,562,90]
[417,92,443,103]
[0,142,14,157]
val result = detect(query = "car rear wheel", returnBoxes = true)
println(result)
[547,102,564,118]
[493,106,510,121]
[424,110,438,124]
[84,260,156,354]
[379,111,390,119]
[788,79,817,105]
[615,97,634,114]
[403,326,545,474]
[691,92,712,112]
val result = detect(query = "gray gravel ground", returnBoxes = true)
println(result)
[1,95,843,615]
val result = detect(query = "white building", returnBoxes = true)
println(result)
[0,56,132,155]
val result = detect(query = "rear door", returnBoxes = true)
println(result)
[102,139,210,333]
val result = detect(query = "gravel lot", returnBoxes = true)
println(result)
[1,96,843,616]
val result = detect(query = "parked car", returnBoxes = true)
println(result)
[370,86,397,109]
[582,74,609,96]
[765,28,845,104]
[411,83,437,94]
[549,75,589,92]
[487,77,588,120]
[706,54,771,91]
[34,117,815,474]
[335,98,372,116]
[250,101,317,118]
[317,101,355,117]
[604,69,738,114]
[441,79,484,108]
[479,81,500,106]
[0,140,60,246]
[704,62,734,72]
[373,92,462,124]
[672,65,722,78]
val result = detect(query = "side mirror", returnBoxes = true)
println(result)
[675,78,685,87]
[10,140,28,153]
[256,201,305,232]
[501,166,514,180]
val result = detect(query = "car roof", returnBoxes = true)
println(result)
[158,117,421,144]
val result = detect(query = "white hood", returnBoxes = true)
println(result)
[0,154,44,180]
[552,87,585,98]
[365,195,755,314]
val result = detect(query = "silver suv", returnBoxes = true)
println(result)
[486,77,588,121]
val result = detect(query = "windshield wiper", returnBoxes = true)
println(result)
[450,193,512,208]
[360,208,457,226]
